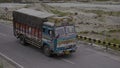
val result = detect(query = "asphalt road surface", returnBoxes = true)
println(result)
[0,22,120,68]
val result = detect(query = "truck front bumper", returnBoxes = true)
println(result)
[54,46,77,55]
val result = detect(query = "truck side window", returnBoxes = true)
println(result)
[48,30,53,37]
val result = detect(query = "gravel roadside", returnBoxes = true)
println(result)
[0,57,16,68]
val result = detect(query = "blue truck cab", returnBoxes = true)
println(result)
[42,17,77,56]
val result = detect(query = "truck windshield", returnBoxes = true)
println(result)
[55,26,75,37]
[65,26,75,34]
[55,27,65,37]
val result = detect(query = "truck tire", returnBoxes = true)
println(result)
[43,46,51,57]
[19,35,27,45]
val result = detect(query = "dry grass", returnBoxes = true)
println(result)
[0,63,3,68]
[50,9,71,16]
[83,10,120,17]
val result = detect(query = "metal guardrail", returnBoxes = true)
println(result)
[77,35,120,50]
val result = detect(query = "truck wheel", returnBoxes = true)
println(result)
[44,46,51,57]
[19,35,27,45]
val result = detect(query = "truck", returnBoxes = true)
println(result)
[13,8,77,56]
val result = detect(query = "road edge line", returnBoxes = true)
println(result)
[0,52,24,68]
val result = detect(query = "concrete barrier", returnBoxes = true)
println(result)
[77,35,120,50]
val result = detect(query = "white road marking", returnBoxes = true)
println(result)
[62,59,75,64]
[87,48,120,62]
[0,52,24,68]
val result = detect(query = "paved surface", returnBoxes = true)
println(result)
[0,22,120,68]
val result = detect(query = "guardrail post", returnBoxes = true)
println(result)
[77,35,120,51]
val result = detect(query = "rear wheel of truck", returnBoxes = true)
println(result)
[44,46,52,57]
[19,35,27,46]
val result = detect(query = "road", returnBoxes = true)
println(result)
[0,22,120,68]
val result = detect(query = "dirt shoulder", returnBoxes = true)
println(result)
[0,57,16,68]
